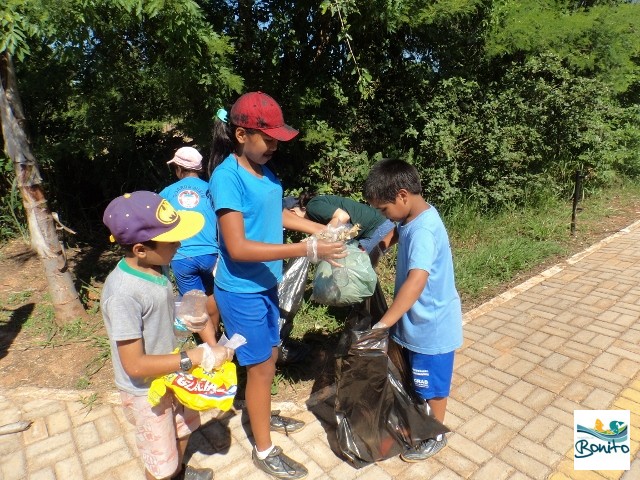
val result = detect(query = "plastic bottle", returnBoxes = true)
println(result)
[177,290,208,326]
[173,298,191,339]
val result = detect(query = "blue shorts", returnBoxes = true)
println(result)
[171,253,217,296]
[214,285,280,367]
[405,349,455,401]
[358,219,395,254]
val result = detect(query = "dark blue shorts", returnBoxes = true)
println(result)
[214,285,279,367]
[405,349,455,401]
[170,254,217,296]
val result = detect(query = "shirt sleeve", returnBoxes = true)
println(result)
[211,167,244,213]
[306,197,338,223]
[406,226,437,274]
[103,294,144,342]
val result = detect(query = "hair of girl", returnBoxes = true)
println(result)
[208,117,236,176]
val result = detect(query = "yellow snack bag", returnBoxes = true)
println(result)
[148,360,237,412]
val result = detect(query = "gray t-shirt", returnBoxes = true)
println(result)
[101,259,176,395]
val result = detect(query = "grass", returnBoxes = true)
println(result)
[3,178,639,397]
[289,178,640,336]
[0,288,111,390]
[446,201,570,301]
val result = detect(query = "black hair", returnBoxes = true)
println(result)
[207,117,261,176]
[120,239,158,253]
[208,117,236,176]
[173,164,203,177]
[297,191,316,209]
[363,158,422,203]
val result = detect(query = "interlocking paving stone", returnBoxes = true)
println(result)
[5,220,640,479]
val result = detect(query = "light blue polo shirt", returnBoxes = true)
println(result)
[391,206,463,354]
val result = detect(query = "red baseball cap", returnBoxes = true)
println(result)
[230,91,299,141]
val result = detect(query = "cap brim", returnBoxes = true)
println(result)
[260,125,299,142]
[166,158,202,170]
[151,210,205,242]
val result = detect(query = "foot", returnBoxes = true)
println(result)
[400,436,447,462]
[174,464,214,480]
[270,410,305,434]
[252,445,308,479]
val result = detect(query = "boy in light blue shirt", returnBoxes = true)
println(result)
[363,158,463,462]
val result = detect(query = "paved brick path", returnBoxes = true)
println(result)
[2,221,640,479]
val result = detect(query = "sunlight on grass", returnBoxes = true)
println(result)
[289,179,640,338]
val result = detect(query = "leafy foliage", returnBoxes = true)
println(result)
[1,0,639,241]
[2,0,241,236]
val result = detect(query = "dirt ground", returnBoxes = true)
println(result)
[0,195,639,405]
[0,239,336,404]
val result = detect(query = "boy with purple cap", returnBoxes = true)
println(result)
[101,191,232,480]
[160,146,221,336]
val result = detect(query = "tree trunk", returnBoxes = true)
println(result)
[0,52,86,324]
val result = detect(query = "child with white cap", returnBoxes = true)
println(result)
[160,147,221,336]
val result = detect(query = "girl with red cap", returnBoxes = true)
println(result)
[208,92,345,479]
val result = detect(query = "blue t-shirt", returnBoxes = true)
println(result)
[159,176,218,258]
[209,154,284,293]
[392,206,463,354]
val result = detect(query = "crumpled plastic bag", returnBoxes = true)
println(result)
[278,256,310,340]
[148,349,237,412]
[335,325,450,467]
[311,241,377,306]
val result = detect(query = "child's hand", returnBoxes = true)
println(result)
[316,240,347,267]
[198,344,234,371]
[182,312,209,332]
[187,346,204,367]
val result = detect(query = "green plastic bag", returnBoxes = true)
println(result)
[312,242,377,306]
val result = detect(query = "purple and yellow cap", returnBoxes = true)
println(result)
[103,191,204,244]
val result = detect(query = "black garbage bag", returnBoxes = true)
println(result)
[365,282,413,394]
[334,313,449,467]
[277,257,311,365]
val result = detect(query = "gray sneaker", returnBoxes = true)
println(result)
[270,410,306,435]
[400,436,448,462]
[176,465,214,480]
[252,445,308,479]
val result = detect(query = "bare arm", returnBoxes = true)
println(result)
[282,208,325,235]
[377,269,429,328]
[218,209,345,262]
[329,208,351,227]
[197,318,218,346]
[117,338,204,379]
[381,226,398,250]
